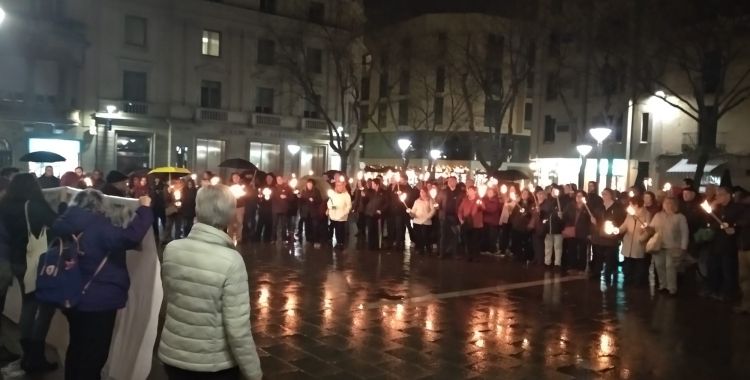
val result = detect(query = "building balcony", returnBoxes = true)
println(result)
[302,118,329,132]
[0,99,77,124]
[681,132,727,154]
[252,113,301,129]
[195,108,249,124]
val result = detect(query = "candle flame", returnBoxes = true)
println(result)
[582,197,587,204]
[510,192,517,201]
[627,205,635,215]
[604,221,616,234]
[423,172,431,181]
[174,190,181,201]
[289,178,298,188]
[262,187,271,200]
[500,184,507,194]
[229,184,245,198]
[478,185,487,198]
[553,188,559,197]
[357,171,363,180]
[629,191,634,197]
[309,170,314,176]
[339,176,346,183]
[348,178,353,184]
[399,193,407,203]
[663,182,671,192]
[701,200,712,214]
[429,188,437,199]
[83,177,92,187]
[327,189,335,198]
[210,177,220,185]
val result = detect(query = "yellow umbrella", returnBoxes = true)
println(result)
[149,167,191,175]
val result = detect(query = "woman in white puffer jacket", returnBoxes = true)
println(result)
[410,187,436,255]
[327,181,352,248]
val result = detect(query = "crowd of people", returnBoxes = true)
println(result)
[1,163,750,379]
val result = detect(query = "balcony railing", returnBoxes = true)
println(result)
[681,132,727,154]
[197,108,229,122]
[254,113,282,127]
[302,118,328,131]
[123,101,148,115]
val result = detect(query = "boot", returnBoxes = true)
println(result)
[20,341,58,373]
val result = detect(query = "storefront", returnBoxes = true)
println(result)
[27,137,81,176]
[532,158,629,191]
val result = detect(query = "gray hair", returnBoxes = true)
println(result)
[70,189,107,213]
[195,185,235,228]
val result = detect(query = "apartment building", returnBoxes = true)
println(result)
[0,0,357,176]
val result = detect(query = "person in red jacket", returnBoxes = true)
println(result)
[481,187,501,254]
[458,186,485,262]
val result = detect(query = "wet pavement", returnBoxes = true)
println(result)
[3,239,750,380]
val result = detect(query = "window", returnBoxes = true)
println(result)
[195,139,224,174]
[200,80,221,109]
[116,133,151,173]
[249,142,280,173]
[489,67,502,96]
[437,32,447,58]
[377,103,387,127]
[255,87,274,114]
[202,30,221,57]
[259,0,275,14]
[484,99,501,127]
[546,73,558,100]
[613,114,624,142]
[436,66,446,92]
[123,71,147,102]
[124,16,146,47]
[359,105,369,128]
[308,2,324,23]
[362,54,372,73]
[306,48,323,74]
[641,112,650,143]
[398,100,409,125]
[543,115,556,143]
[304,94,321,119]
[434,97,444,125]
[399,68,410,95]
[257,39,275,65]
[379,72,389,98]
[361,77,370,101]
[524,103,533,122]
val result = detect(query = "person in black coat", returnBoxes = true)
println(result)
[562,190,593,272]
[181,179,197,236]
[255,174,275,242]
[298,180,321,244]
[706,186,743,301]
[679,187,705,257]
[100,171,128,198]
[586,181,604,212]
[363,179,389,250]
[589,188,626,283]
[388,177,412,250]
[150,177,167,240]
[540,187,565,268]
[242,173,258,243]
[37,166,60,189]
[271,176,293,243]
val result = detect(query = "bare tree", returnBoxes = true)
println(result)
[635,0,750,184]
[450,13,541,173]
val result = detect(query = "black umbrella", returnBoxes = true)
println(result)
[490,169,529,181]
[720,169,733,188]
[219,158,258,171]
[20,151,66,163]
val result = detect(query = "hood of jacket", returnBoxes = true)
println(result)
[52,206,106,236]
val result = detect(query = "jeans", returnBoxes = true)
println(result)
[182,216,194,237]
[164,365,240,380]
[366,215,382,250]
[271,213,288,241]
[544,234,563,266]
[151,206,166,240]
[227,207,245,242]
[707,252,737,296]
[413,223,431,253]
[652,250,678,293]
[738,250,750,310]
[439,216,459,257]
[64,309,118,380]
[162,213,182,242]
[10,264,55,341]
[331,220,346,245]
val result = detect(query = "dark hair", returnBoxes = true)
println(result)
[570,184,578,191]
[0,167,20,177]
[601,188,615,199]
[373,178,382,186]
[75,166,83,171]
[307,179,315,184]
[629,195,644,208]
[683,178,695,188]
[644,191,656,204]
[575,190,587,198]
[2,173,44,203]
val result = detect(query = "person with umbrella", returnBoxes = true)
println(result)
[242,171,259,243]
[37,166,60,189]
[100,171,129,197]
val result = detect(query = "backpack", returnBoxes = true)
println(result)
[35,233,109,309]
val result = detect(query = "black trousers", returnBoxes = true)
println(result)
[623,256,649,286]
[255,211,272,241]
[405,216,415,244]
[356,213,367,236]
[331,220,346,245]
[566,238,589,271]
[244,205,258,241]
[164,365,240,380]
[413,223,431,253]
[271,213,288,241]
[64,309,118,380]
[482,225,499,253]
[510,230,532,260]
[152,206,166,239]
[498,224,512,253]
[366,215,382,250]
[592,245,619,281]
[183,215,195,237]
[300,216,317,242]
[466,228,482,258]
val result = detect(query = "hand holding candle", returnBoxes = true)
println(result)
[229,184,245,198]
[701,200,724,226]
[83,177,93,187]
[604,221,618,235]
[262,187,272,200]
[174,189,182,207]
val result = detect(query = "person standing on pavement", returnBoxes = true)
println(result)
[541,186,565,269]
[364,179,388,250]
[327,180,352,249]
[159,185,262,380]
[52,189,153,380]
[706,186,742,301]
[181,179,197,236]
[100,171,128,197]
[562,190,592,273]
[410,187,436,255]
[242,173,258,243]
[435,176,464,259]
[734,198,750,314]
[255,174,275,242]
[37,166,60,189]
[271,176,292,244]
[150,177,167,240]
[617,196,651,286]
[590,188,626,283]
[458,186,485,262]
[480,187,501,255]
[299,179,321,246]
[90,170,106,190]
[647,197,689,295]
[227,173,245,243]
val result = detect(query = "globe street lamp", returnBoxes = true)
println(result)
[589,127,611,189]
[576,144,592,189]
[287,144,300,177]
[0,7,6,26]
[397,138,411,166]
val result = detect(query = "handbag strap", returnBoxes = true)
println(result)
[82,253,109,294]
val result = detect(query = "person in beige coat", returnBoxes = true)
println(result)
[617,196,652,287]
[159,185,262,380]
[647,197,689,295]
[409,187,436,255]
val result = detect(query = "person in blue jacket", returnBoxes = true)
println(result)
[51,189,153,380]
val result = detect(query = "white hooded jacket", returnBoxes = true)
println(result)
[327,191,352,221]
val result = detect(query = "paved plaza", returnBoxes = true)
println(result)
[2,241,750,380]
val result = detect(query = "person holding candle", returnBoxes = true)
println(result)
[540,185,565,269]
[706,186,742,301]
[643,191,661,216]
[481,188,501,255]
[410,187,436,255]
[353,179,369,240]
[270,176,293,244]
[255,174,275,242]
[429,183,441,250]
[510,189,535,261]
[590,188,626,283]
[457,186,485,262]
[162,179,184,244]
[498,188,515,257]
[363,179,389,250]
[530,189,546,265]
[181,178,198,236]
[327,180,352,249]
[435,176,464,259]
[562,190,592,273]
[299,179,322,246]
[648,197,689,295]
[242,172,259,243]
[586,181,604,211]
[226,173,246,243]
[617,196,652,287]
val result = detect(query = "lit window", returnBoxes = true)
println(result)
[202,30,221,57]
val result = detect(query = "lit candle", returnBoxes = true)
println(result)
[174,189,182,207]
[190,174,197,180]
[604,221,618,235]
[553,188,561,210]
[478,185,487,198]
[229,184,245,198]
[309,170,314,176]
[83,177,93,187]
[629,190,634,197]
[429,188,437,199]
[701,200,724,226]
[581,197,592,215]
[627,205,646,226]
[262,187,272,200]
[210,177,220,185]
[289,178,298,189]
[500,184,507,194]
[663,182,671,192]
[357,171,363,180]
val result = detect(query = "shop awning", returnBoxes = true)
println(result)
[666,158,725,174]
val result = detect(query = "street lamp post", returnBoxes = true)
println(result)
[589,128,611,190]
[397,138,411,167]
[576,144,592,190]
[288,144,300,177]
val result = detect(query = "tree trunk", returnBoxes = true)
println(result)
[339,151,349,173]
[692,150,709,188]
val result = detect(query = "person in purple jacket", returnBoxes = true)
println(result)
[51,189,153,380]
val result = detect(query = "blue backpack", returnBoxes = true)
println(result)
[36,234,109,309]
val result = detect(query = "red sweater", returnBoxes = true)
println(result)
[458,197,485,228]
